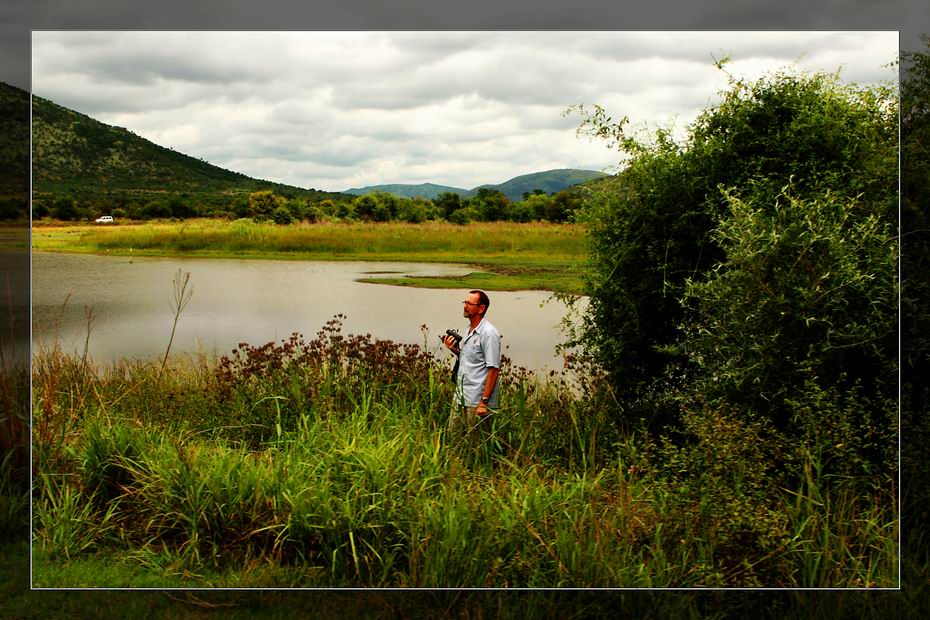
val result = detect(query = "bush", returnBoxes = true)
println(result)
[396,198,428,223]
[676,188,896,425]
[568,65,897,430]
[271,205,294,225]
[248,190,282,222]
[448,207,481,225]
[141,201,171,219]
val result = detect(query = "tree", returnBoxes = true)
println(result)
[51,197,78,220]
[169,197,196,219]
[396,197,432,223]
[544,190,581,222]
[434,191,463,220]
[569,65,897,431]
[675,187,896,480]
[271,205,294,225]
[353,193,396,222]
[141,200,171,219]
[518,193,551,221]
[472,188,509,221]
[248,190,282,222]
[449,206,481,225]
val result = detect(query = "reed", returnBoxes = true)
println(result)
[30,320,899,588]
[35,220,585,259]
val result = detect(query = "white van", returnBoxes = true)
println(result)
[94,215,114,224]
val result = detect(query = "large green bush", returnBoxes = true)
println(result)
[674,188,896,482]
[570,66,897,434]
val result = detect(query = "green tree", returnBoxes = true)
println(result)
[141,201,171,219]
[169,197,196,219]
[271,205,294,225]
[51,197,77,220]
[569,65,897,429]
[396,197,430,223]
[449,206,481,225]
[353,193,396,222]
[32,200,50,219]
[675,187,896,480]
[543,190,581,222]
[472,188,509,221]
[518,193,551,221]
[248,190,282,222]
[434,191,463,220]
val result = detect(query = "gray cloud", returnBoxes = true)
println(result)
[30,31,897,192]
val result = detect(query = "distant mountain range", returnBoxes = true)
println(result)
[343,169,608,202]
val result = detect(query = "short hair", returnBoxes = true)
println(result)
[469,289,490,313]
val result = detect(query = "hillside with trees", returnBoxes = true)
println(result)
[27,84,607,225]
[26,84,347,220]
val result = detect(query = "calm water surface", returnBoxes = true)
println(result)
[32,252,583,372]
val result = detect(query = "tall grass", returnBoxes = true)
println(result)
[40,220,587,264]
[31,318,898,588]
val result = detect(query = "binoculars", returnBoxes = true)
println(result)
[440,329,462,346]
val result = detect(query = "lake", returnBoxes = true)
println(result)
[32,252,585,372]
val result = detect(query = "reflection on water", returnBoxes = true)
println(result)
[32,252,585,372]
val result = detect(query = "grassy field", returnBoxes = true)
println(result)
[27,318,899,590]
[31,219,589,294]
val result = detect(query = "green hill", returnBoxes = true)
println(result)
[21,81,609,218]
[27,84,345,210]
[343,182,467,200]
[345,169,608,202]
[473,169,608,201]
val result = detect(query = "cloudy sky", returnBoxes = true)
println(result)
[31,31,897,193]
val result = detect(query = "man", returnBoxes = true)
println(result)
[443,289,502,444]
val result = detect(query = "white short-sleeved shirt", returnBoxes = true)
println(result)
[454,317,502,407]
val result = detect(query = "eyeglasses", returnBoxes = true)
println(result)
[462,300,481,306]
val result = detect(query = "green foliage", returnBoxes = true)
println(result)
[472,188,510,221]
[676,189,896,441]
[570,66,897,425]
[51,197,78,221]
[141,200,171,219]
[433,191,463,219]
[30,337,898,587]
[27,87,347,215]
[248,190,282,222]
[449,206,481,225]
[271,205,294,225]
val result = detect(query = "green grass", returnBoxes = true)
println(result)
[28,320,899,589]
[31,219,589,294]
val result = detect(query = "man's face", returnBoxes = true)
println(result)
[463,292,483,319]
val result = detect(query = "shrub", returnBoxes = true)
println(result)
[248,190,282,222]
[271,205,294,225]
[675,188,896,428]
[568,65,897,432]
[448,207,481,225]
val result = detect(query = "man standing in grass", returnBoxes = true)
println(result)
[443,290,502,445]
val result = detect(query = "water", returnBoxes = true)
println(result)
[32,252,584,372]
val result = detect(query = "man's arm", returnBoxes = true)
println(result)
[475,366,500,417]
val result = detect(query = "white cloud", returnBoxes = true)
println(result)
[31,31,898,192]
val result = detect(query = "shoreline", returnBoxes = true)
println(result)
[31,220,588,294]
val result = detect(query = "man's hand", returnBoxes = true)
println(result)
[443,335,459,355]
[476,402,489,417]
